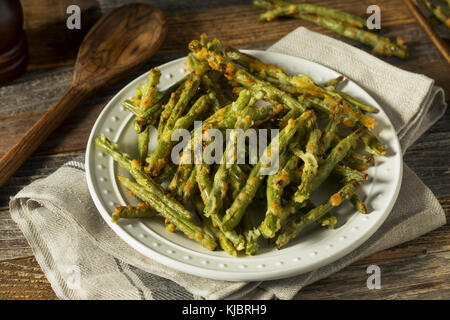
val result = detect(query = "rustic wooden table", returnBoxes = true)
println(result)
[0,0,448,300]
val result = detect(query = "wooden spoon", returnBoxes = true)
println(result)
[0,3,167,186]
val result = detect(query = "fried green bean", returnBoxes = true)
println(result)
[345,151,375,171]
[256,0,366,28]
[254,0,408,59]
[242,213,261,256]
[224,47,377,132]
[259,150,297,238]
[323,76,344,91]
[112,203,157,223]
[332,164,368,184]
[95,135,192,221]
[148,94,211,176]
[138,126,150,165]
[204,90,253,218]
[320,106,343,155]
[319,213,338,229]
[225,47,327,98]
[139,67,161,109]
[189,37,307,114]
[118,176,217,251]
[337,92,379,114]
[222,110,315,231]
[350,193,368,214]
[192,194,238,256]
[360,130,387,156]
[277,181,361,248]
[298,14,408,59]
[294,127,367,204]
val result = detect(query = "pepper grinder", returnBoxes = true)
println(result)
[0,0,28,85]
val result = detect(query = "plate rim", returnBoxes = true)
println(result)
[85,50,403,281]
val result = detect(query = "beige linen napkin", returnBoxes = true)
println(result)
[10,27,447,300]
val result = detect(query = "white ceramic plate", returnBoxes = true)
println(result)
[85,50,402,281]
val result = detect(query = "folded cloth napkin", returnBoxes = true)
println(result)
[10,27,447,300]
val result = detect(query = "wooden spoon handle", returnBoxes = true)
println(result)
[0,86,90,185]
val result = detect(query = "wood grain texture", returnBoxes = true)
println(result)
[0,3,167,187]
[0,28,447,161]
[22,0,101,71]
[0,152,83,210]
[0,257,57,300]
[403,0,450,63]
[0,0,448,300]
[297,251,450,299]
[21,0,419,70]
[0,87,89,186]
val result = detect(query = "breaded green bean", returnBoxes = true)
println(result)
[332,164,368,184]
[118,176,217,251]
[158,88,182,140]
[360,130,387,156]
[277,181,361,248]
[345,152,375,171]
[254,1,408,59]
[148,94,211,176]
[163,76,202,135]
[226,47,327,98]
[95,135,192,221]
[139,67,161,109]
[222,110,315,231]
[242,213,260,256]
[192,194,238,256]
[337,92,379,114]
[259,150,296,239]
[323,76,344,91]
[112,203,157,223]
[294,127,367,204]
[189,37,307,114]
[350,193,368,214]
[320,105,343,155]
[182,167,198,201]
[138,126,150,165]
[319,213,338,229]
[256,0,366,28]
[205,90,253,218]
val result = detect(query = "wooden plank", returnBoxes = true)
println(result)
[21,0,416,70]
[0,27,447,160]
[0,54,184,117]
[0,91,446,177]
[0,257,57,300]
[0,250,448,300]
[159,2,415,53]
[0,151,448,264]
[403,0,450,63]
[297,251,450,299]
[0,152,83,209]
[22,0,101,70]
[355,217,450,266]
[0,210,33,261]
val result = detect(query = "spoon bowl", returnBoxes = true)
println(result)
[75,3,167,88]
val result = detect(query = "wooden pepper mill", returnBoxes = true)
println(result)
[0,0,28,85]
